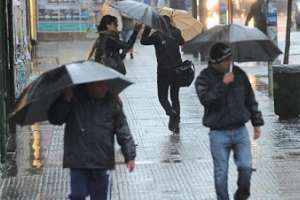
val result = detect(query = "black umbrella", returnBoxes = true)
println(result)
[111,0,172,36]
[182,24,282,62]
[10,61,133,126]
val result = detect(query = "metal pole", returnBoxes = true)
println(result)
[192,0,199,58]
[192,0,197,19]
[7,0,16,153]
[199,0,207,29]
[199,0,207,61]
[266,0,278,97]
[227,0,233,24]
[0,0,9,163]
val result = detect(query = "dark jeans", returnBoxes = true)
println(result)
[209,127,252,200]
[157,70,180,117]
[68,168,112,200]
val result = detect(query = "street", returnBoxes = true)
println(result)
[1,38,300,199]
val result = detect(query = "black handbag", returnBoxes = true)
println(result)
[174,60,195,87]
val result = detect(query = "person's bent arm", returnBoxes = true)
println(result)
[173,28,185,45]
[195,71,229,107]
[140,26,159,45]
[108,30,138,50]
[109,24,142,51]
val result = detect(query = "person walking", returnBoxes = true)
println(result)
[140,15,185,133]
[245,0,267,34]
[88,15,142,74]
[48,81,136,200]
[195,42,264,200]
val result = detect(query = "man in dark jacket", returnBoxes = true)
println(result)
[245,0,267,34]
[48,81,136,200]
[140,16,185,133]
[195,43,264,200]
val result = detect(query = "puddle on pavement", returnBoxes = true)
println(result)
[246,74,300,162]
[273,118,300,148]
[270,117,300,160]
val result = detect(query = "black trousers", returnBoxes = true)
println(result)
[157,70,180,118]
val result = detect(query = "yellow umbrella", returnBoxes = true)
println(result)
[100,2,123,31]
[159,7,203,41]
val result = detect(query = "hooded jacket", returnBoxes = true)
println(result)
[48,91,136,169]
[195,65,264,130]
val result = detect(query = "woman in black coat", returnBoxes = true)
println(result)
[88,15,142,74]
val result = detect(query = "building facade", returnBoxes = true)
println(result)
[0,0,34,176]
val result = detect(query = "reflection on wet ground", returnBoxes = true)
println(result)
[273,118,300,150]
[31,124,42,169]
[161,134,182,163]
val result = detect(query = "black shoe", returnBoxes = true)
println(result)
[173,124,179,134]
[168,115,175,131]
[130,53,134,59]
[172,117,180,134]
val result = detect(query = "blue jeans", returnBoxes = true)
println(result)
[68,168,112,200]
[209,127,253,200]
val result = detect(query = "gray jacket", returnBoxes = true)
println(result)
[195,65,264,130]
[48,92,136,169]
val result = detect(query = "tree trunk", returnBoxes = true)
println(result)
[283,0,292,64]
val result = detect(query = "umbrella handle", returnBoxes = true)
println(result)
[230,62,233,72]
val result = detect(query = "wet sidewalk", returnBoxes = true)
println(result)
[1,41,300,200]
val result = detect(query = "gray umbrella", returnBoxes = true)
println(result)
[10,61,133,125]
[111,0,171,36]
[182,24,282,62]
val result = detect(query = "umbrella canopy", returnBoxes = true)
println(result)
[159,7,203,41]
[101,2,123,31]
[182,24,282,62]
[111,0,171,36]
[10,61,133,126]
